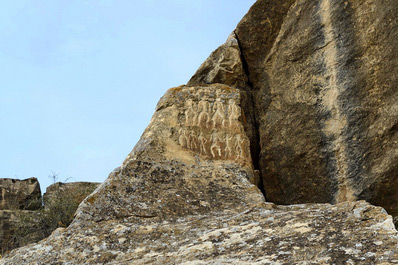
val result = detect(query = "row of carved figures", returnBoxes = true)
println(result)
[178,128,247,161]
[184,98,240,129]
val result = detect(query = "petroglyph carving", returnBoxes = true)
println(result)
[184,99,197,126]
[184,98,240,130]
[228,100,240,128]
[177,94,248,162]
[212,98,226,128]
[198,132,208,155]
[225,134,233,158]
[197,99,211,128]
[210,132,223,158]
[234,134,245,161]
[189,130,198,150]
[178,129,189,148]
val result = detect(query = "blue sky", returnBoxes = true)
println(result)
[0,0,256,192]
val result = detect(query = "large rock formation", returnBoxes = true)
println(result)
[2,85,398,264]
[0,179,100,255]
[2,0,398,263]
[190,0,398,214]
[43,182,101,209]
[0,178,42,254]
[0,178,41,210]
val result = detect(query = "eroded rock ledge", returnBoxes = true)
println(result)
[4,201,398,264]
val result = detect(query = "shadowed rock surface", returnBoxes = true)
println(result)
[190,0,398,213]
[2,0,398,264]
[0,178,41,211]
[0,180,100,255]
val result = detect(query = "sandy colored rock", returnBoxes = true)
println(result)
[2,201,398,264]
[0,178,41,211]
[2,0,398,263]
[0,181,100,255]
[255,0,398,210]
[75,84,263,223]
[0,210,42,255]
[190,0,398,215]
[43,182,100,209]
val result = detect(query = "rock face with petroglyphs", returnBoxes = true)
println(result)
[2,0,398,264]
[191,0,398,215]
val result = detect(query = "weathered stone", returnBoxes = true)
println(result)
[190,0,398,215]
[0,210,41,255]
[1,84,265,263]
[74,84,264,223]
[43,182,100,209]
[0,210,18,255]
[0,178,41,211]
[2,0,398,263]
[0,181,99,255]
[2,201,398,264]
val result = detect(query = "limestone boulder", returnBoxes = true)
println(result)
[74,84,264,223]
[0,210,41,255]
[0,211,17,254]
[43,182,100,209]
[0,181,100,255]
[0,178,41,211]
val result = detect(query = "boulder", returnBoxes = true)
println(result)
[74,84,264,223]
[0,178,41,211]
[43,182,100,209]
[0,211,17,254]
[0,181,99,255]
[0,210,41,255]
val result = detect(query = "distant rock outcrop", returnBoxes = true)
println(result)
[2,0,398,264]
[0,179,99,255]
[0,178,42,254]
[0,178,41,210]
[43,182,100,209]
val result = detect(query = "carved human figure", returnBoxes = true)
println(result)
[189,130,198,150]
[210,131,223,158]
[225,134,233,158]
[197,99,210,128]
[198,132,208,155]
[212,98,226,128]
[184,99,196,126]
[234,134,245,161]
[228,100,240,128]
[178,129,188,148]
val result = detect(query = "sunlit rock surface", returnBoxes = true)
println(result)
[2,201,398,264]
